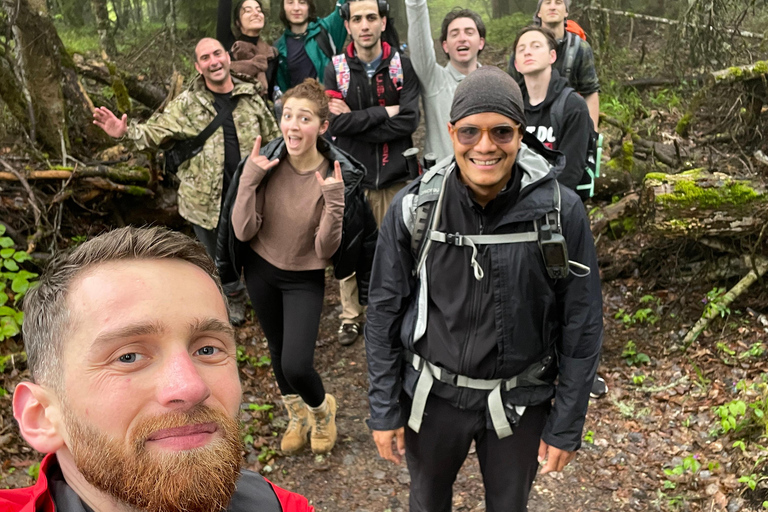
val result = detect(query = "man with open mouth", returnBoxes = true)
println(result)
[404,2,486,162]
[2,226,313,512]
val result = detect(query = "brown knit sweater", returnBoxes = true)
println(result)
[232,156,345,271]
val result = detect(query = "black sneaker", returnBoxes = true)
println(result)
[590,375,608,399]
[338,322,362,346]
[227,290,247,327]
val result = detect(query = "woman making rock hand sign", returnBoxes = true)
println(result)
[231,79,345,455]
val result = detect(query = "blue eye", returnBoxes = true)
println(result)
[119,353,138,363]
[197,346,219,356]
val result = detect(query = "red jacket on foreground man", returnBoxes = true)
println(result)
[0,453,315,512]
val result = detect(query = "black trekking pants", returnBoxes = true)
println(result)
[242,250,326,408]
[405,395,550,512]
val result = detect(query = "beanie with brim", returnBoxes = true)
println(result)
[533,0,571,25]
[449,66,526,131]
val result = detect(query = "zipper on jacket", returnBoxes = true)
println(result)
[369,75,382,189]
[458,210,485,378]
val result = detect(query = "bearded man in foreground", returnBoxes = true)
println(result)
[2,226,313,512]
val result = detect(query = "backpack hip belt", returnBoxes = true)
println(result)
[405,351,551,439]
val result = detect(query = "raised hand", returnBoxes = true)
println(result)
[248,136,279,171]
[316,160,343,187]
[93,107,128,138]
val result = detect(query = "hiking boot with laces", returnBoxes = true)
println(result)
[281,394,310,454]
[338,322,362,346]
[590,375,608,399]
[308,393,337,454]
[227,289,247,327]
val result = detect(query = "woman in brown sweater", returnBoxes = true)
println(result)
[232,79,344,455]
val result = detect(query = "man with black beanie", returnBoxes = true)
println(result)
[364,66,603,511]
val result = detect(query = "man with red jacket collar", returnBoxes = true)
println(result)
[323,0,420,347]
[1,226,313,512]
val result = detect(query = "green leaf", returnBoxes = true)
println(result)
[0,292,6,307]
[0,306,16,317]
[13,251,31,262]
[0,248,14,259]
[11,276,29,294]
[3,259,18,271]
[753,408,764,419]
[2,321,19,338]
[0,224,5,236]
[16,270,37,280]
[0,237,14,248]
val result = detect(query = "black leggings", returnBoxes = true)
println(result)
[243,251,326,408]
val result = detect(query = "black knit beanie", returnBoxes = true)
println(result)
[449,66,527,130]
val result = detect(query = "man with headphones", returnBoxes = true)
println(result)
[323,0,420,347]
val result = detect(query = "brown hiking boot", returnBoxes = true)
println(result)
[308,394,337,454]
[281,395,310,454]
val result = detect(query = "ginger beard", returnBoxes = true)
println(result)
[63,404,243,512]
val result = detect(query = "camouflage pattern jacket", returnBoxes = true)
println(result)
[125,76,280,229]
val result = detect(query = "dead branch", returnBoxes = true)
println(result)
[682,255,768,349]
[0,165,151,184]
[584,6,767,39]
[81,177,154,197]
[73,55,167,109]
[0,156,47,251]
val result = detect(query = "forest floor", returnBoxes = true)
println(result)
[1,255,767,511]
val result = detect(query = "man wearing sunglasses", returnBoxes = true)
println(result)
[364,66,603,511]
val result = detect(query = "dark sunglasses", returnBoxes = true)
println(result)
[454,124,519,146]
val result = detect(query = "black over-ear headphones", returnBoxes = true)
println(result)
[340,0,390,21]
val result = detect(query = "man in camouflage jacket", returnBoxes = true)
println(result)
[94,37,279,324]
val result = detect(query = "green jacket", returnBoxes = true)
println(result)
[275,0,348,93]
[126,76,280,230]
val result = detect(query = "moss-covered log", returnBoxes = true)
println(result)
[0,164,151,184]
[640,170,768,237]
[709,61,768,85]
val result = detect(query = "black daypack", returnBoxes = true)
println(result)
[163,95,240,174]
[549,86,602,200]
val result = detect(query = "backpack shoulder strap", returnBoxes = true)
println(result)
[562,32,579,83]
[549,86,574,144]
[410,165,450,266]
[316,25,336,59]
[332,54,351,99]
[388,51,404,90]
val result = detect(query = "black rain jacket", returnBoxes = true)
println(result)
[216,136,378,304]
[364,134,603,451]
[323,42,420,191]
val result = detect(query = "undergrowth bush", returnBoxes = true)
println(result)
[0,224,37,343]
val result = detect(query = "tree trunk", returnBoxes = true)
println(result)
[91,0,118,59]
[640,170,768,238]
[492,0,512,18]
[0,0,110,156]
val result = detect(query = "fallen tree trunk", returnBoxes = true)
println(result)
[591,193,640,235]
[640,170,768,237]
[583,6,766,39]
[0,164,151,184]
[74,55,167,110]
